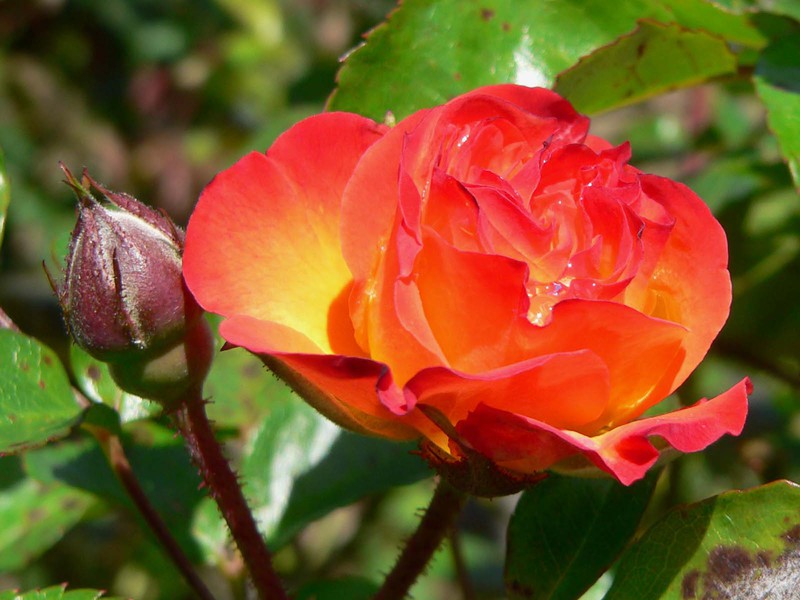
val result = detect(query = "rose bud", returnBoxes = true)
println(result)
[183,85,750,494]
[53,165,212,404]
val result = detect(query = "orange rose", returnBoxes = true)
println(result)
[183,85,749,487]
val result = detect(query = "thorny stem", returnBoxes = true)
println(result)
[174,391,288,600]
[372,478,468,600]
[89,427,217,600]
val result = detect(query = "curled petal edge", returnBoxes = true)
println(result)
[456,377,751,486]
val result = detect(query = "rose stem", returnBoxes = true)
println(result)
[372,478,468,600]
[174,391,288,600]
[90,427,217,600]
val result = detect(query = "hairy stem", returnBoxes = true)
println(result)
[90,428,217,600]
[373,479,468,600]
[174,393,288,600]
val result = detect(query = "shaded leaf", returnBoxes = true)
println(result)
[23,422,219,563]
[295,577,380,600]
[0,329,84,453]
[272,433,431,548]
[203,322,296,429]
[604,480,800,599]
[555,21,736,114]
[241,396,430,548]
[328,0,763,121]
[754,34,800,187]
[505,471,658,600]
[0,455,95,572]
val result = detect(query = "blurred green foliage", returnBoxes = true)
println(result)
[0,1,798,599]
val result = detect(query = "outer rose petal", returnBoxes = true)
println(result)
[184,113,385,355]
[625,175,732,400]
[221,315,418,440]
[404,350,610,450]
[457,378,751,485]
[514,300,688,432]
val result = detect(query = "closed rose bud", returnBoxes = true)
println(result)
[54,165,212,404]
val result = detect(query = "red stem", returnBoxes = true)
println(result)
[372,479,467,600]
[93,429,217,600]
[175,394,288,600]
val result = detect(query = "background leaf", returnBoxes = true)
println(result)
[505,472,658,600]
[554,21,736,114]
[295,577,380,600]
[0,329,84,453]
[69,345,159,424]
[271,432,431,548]
[23,422,217,564]
[328,0,762,120]
[0,585,123,600]
[754,33,800,187]
[604,480,800,599]
[0,455,95,572]
[240,395,431,548]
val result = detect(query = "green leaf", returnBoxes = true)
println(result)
[710,0,800,22]
[0,586,123,600]
[604,480,800,599]
[271,433,431,548]
[69,345,160,423]
[0,456,95,572]
[505,471,658,600]
[328,0,763,121]
[23,422,218,563]
[241,396,430,548]
[0,147,9,248]
[0,329,84,453]
[754,34,800,187]
[555,21,736,114]
[203,322,295,429]
[295,577,380,600]
[241,397,340,540]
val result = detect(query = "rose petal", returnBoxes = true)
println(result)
[457,377,750,485]
[415,229,531,372]
[407,349,610,448]
[625,175,732,397]
[220,315,418,440]
[350,216,447,385]
[515,300,688,431]
[184,113,385,355]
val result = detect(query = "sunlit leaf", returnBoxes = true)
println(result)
[604,480,800,599]
[555,21,736,114]
[329,0,763,121]
[0,329,84,453]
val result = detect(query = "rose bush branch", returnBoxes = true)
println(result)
[373,479,467,600]
[173,391,289,600]
[89,424,218,600]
